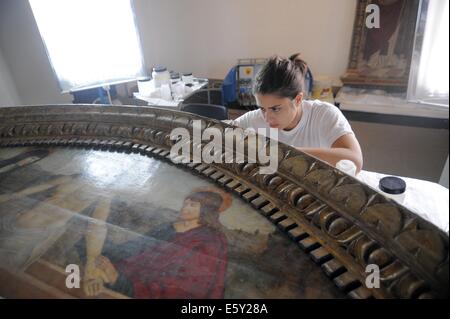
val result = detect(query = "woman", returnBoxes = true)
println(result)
[91,188,231,299]
[233,54,363,173]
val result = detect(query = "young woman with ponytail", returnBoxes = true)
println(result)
[233,53,363,173]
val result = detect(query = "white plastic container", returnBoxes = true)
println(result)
[160,84,172,101]
[170,73,181,87]
[149,88,161,98]
[152,66,170,89]
[181,72,194,85]
[336,159,357,177]
[378,176,406,204]
[171,81,185,100]
[137,77,152,97]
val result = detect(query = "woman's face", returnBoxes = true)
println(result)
[255,93,302,130]
[180,198,201,221]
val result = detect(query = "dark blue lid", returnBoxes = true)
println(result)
[153,66,167,72]
[379,176,406,194]
[137,76,151,82]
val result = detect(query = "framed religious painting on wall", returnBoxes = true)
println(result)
[341,0,421,89]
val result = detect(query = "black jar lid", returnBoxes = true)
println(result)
[137,76,151,82]
[379,176,406,194]
[182,72,193,76]
[153,66,167,72]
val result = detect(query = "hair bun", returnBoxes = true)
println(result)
[289,53,308,76]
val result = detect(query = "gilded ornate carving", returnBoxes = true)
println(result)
[0,104,447,299]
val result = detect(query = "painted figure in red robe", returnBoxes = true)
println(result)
[92,188,231,298]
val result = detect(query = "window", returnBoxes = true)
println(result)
[29,0,146,93]
[408,0,449,107]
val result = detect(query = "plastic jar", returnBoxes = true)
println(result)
[170,73,181,88]
[160,84,172,101]
[378,176,406,204]
[336,159,357,177]
[152,66,170,88]
[172,83,185,100]
[137,77,152,97]
[182,72,194,85]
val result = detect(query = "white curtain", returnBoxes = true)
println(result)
[29,0,146,93]
[408,0,449,106]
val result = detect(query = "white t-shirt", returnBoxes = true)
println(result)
[232,99,354,148]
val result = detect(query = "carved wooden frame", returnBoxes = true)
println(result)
[0,104,448,299]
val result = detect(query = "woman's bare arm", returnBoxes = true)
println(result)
[297,133,363,173]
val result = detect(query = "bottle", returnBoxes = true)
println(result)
[137,77,152,97]
[170,72,181,87]
[378,176,406,204]
[171,80,185,101]
[336,159,357,177]
[182,72,194,85]
[152,66,170,89]
[160,84,172,101]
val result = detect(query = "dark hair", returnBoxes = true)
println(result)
[185,191,223,229]
[253,53,308,99]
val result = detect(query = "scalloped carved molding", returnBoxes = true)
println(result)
[0,105,448,299]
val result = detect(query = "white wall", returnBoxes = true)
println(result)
[0,47,21,106]
[0,0,356,105]
[134,0,357,80]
